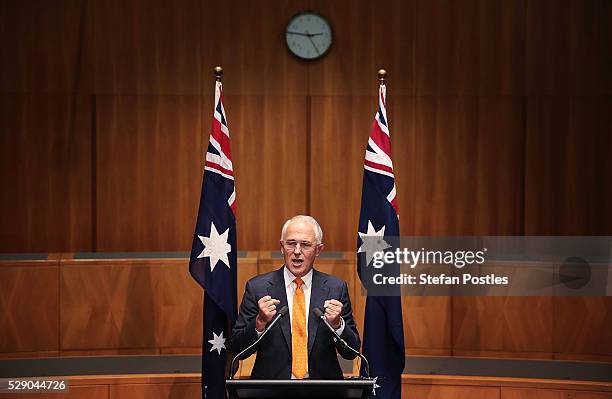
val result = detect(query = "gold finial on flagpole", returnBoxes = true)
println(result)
[377,68,387,84]
[214,66,223,81]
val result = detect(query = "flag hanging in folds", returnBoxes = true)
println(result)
[357,80,405,399]
[189,77,237,399]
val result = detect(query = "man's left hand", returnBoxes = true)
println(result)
[323,299,343,329]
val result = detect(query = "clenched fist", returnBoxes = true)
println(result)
[255,295,281,332]
[324,299,343,329]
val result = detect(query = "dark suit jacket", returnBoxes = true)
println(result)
[229,266,361,379]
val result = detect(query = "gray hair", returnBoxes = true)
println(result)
[280,215,323,245]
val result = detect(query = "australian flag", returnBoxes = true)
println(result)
[357,80,405,399]
[189,76,237,399]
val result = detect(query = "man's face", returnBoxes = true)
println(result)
[280,220,323,278]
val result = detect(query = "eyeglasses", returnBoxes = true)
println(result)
[283,240,317,252]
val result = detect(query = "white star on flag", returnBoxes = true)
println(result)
[358,220,391,266]
[208,331,226,355]
[197,222,232,272]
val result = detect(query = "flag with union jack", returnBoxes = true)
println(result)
[357,79,405,399]
[189,75,237,399]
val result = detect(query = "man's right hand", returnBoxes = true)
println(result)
[255,295,281,332]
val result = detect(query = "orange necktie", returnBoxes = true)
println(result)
[291,277,308,378]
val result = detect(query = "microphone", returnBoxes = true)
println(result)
[229,306,288,379]
[313,307,371,378]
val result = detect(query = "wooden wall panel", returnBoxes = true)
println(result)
[312,255,358,330]
[0,261,59,354]
[310,95,416,250]
[0,0,93,93]
[315,257,356,299]
[154,260,204,350]
[59,256,255,354]
[416,0,525,96]
[110,383,200,399]
[553,297,612,360]
[453,297,553,358]
[390,97,417,236]
[565,0,612,96]
[309,96,373,251]
[60,259,203,352]
[403,297,451,356]
[97,92,307,252]
[61,260,159,350]
[403,384,500,399]
[565,98,612,234]
[525,98,612,235]
[93,0,201,95]
[201,0,309,96]
[526,0,612,96]
[0,94,92,252]
[412,97,523,235]
[237,254,259,316]
[227,95,308,251]
[502,387,612,399]
[309,0,416,96]
[526,0,570,96]
[523,88,611,362]
[95,95,204,251]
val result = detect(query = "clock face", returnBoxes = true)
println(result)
[285,12,332,60]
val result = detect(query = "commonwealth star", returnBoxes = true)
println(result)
[208,331,226,355]
[358,220,391,266]
[197,222,232,272]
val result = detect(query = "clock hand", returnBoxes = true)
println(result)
[305,31,320,55]
[286,31,310,37]
[287,31,324,38]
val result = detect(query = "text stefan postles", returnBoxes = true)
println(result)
[373,273,509,286]
[371,248,487,269]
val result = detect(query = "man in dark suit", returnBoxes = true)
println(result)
[230,215,361,379]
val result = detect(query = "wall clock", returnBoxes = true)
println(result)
[285,12,333,60]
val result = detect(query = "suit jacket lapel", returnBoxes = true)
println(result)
[267,267,291,352]
[308,269,329,355]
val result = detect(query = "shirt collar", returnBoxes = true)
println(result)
[283,266,313,289]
